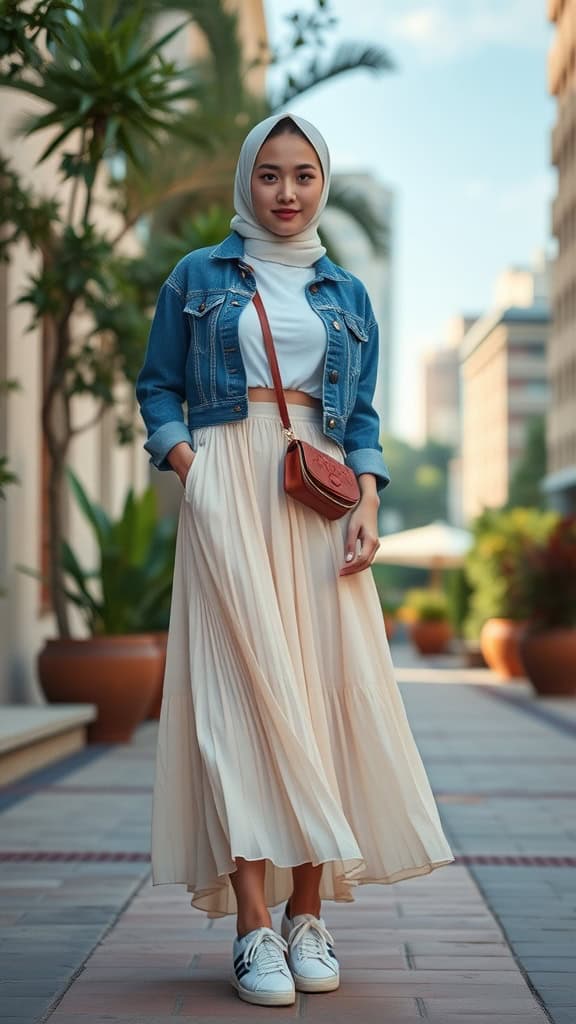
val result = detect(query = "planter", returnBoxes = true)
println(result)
[38,635,162,743]
[146,632,168,720]
[409,620,453,655]
[519,627,576,697]
[480,617,526,679]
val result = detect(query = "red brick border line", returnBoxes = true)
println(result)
[0,783,153,795]
[437,790,576,799]
[1,850,576,866]
[457,854,576,866]
[0,850,150,862]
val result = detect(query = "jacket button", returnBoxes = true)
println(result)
[198,302,206,312]
[310,284,319,293]
[233,404,242,413]
[231,300,241,306]
[329,370,339,383]
[332,320,341,331]
[240,270,246,279]
[328,417,336,429]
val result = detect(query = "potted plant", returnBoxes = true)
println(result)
[35,471,176,742]
[402,588,453,655]
[518,517,576,696]
[464,508,558,679]
[379,594,402,640]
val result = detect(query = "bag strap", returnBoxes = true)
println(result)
[251,289,293,436]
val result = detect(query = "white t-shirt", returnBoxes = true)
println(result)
[237,255,327,400]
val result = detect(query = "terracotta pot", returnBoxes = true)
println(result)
[38,635,162,743]
[480,618,526,679]
[519,627,576,697]
[383,613,397,641]
[410,619,453,655]
[147,632,168,720]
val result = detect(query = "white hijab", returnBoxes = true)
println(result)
[230,112,331,268]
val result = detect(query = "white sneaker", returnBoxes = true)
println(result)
[231,926,295,1006]
[281,908,340,992]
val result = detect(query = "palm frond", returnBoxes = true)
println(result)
[326,179,390,257]
[317,223,346,267]
[270,42,395,109]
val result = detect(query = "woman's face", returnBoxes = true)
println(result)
[250,131,324,237]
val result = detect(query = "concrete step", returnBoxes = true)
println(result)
[0,704,97,784]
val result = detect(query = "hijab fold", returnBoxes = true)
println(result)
[230,112,330,268]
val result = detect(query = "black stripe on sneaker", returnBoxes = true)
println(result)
[233,953,245,969]
[235,963,250,980]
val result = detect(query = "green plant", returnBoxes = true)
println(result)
[378,595,402,617]
[61,469,177,635]
[445,567,471,638]
[464,507,558,642]
[519,516,576,630]
[403,588,450,623]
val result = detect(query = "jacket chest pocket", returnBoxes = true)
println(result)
[342,311,368,376]
[184,294,226,353]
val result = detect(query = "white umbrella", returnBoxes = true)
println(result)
[373,520,472,583]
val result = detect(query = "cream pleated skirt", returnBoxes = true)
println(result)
[151,402,454,917]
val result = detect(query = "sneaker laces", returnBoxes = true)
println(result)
[244,928,289,977]
[288,917,335,967]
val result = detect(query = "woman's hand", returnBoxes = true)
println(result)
[167,441,195,487]
[339,475,380,576]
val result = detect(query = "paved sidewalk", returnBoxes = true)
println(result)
[1,648,575,1023]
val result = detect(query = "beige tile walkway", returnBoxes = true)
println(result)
[45,863,549,1024]
[2,648,575,1023]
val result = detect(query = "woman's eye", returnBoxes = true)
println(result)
[261,173,277,182]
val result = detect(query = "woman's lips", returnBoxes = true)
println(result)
[272,210,300,220]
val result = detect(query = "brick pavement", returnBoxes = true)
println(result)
[1,650,575,1023]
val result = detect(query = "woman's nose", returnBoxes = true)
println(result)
[277,180,296,203]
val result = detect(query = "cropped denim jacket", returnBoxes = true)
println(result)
[136,232,391,491]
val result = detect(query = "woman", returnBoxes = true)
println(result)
[136,112,454,1009]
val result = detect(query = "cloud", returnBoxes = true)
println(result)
[375,0,549,62]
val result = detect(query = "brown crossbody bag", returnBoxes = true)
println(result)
[251,290,360,521]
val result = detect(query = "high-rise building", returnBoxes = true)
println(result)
[543,0,576,511]
[321,173,395,434]
[459,262,550,522]
[423,346,460,448]
[422,317,477,449]
[424,316,478,526]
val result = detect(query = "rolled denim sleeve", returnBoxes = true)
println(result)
[343,316,391,493]
[135,277,192,472]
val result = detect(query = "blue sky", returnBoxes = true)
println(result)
[263,0,555,440]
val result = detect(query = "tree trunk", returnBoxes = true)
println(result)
[42,313,72,637]
[47,446,70,636]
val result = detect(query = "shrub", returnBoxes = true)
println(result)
[519,516,576,630]
[464,507,558,642]
[402,588,450,622]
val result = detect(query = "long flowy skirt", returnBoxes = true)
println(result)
[152,402,454,917]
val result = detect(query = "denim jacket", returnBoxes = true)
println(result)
[136,232,390,491]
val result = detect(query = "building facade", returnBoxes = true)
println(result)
[423,346,460,448]
[422,316,477,450]
[543,0,576,511]
[460,266,550,522]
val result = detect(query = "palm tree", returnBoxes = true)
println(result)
[122,0,394,257]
